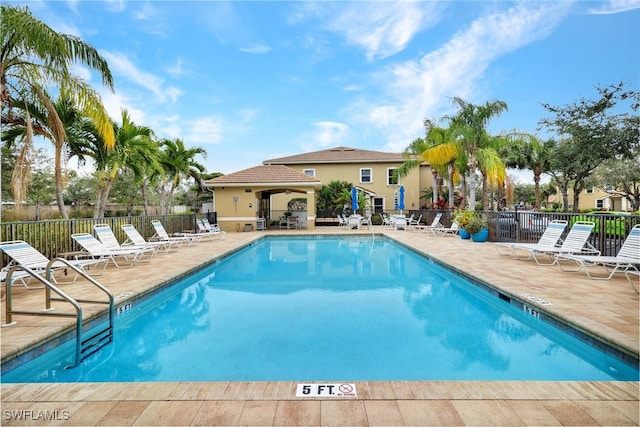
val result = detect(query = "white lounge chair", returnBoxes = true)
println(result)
[512,221,599,265]
[94,224,158,257]
[337,215,348,228]
[624,270,639,294]
[415,213,443,234]
[0,240,108,285]
[201,218,226,236]
[556,224,640,285]
[408,214,423,231]
[151,220,200,246]
[121,224,180,253]
[434,221,460,237]
[194,219,225,239]
[495,219,568,257]
[71,233,150,268]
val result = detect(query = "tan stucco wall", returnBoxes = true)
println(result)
[211,185,317,232]
[548,187,626,211]
[270,162,431,212]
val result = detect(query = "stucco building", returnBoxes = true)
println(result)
[205,146,434,232]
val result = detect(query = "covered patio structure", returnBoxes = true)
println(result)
[204,165,322,232]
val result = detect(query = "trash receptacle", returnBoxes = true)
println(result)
[244,224,253,232]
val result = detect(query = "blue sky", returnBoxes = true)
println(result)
[18,0,640,183]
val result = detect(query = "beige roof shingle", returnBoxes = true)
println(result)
[204,165,321,187]
[263,146,406,164]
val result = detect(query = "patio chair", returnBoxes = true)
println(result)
[624,270,639,294]
[71,233,150,268]
[121,224,180,253]
[337,215,348,228]
[495,220,568,257]
[94,224,158,257]
[433,221,460,237]
[556,224,640,285]
[512,221,599,265]
[380,213,394,229]
[186,219,223,241]
[150,220,201,246]
[256,218,266,231]
[287,216,299,229]
[0,240,108,286]
[415,213,443,233]
[200,218,226,236]
[408,214,423,231]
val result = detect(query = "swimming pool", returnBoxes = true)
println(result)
[3,236,638,382]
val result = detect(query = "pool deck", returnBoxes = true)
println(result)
[1,227,638,426]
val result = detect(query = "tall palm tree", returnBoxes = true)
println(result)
[397,120,464,209]
[158,138,207,215]
[93,110,156,218]
[2,93,100,218]
[450,97,508,210]
[1,5,114,210]
[501,133,556,210]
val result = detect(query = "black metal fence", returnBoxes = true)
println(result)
[407,209,640,257]
[0,214,197,268]
[2,210,637,263]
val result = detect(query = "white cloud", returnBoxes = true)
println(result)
[310,121,349,148]
[587,0,640,14]
[185,117,224,146]
[239,44,272,54]
[357,2,572,151]
[166,59,185,77]
[104,0,126,13]
[100,51,181,104]
[298,1,441,61]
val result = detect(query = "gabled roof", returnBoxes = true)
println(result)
[263,146,406,165]
[204,165,321,188]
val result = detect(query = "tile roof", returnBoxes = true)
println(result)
[204,165,321,187]
[263,146,406,164]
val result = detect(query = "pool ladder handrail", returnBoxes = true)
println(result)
[3,258,115,368]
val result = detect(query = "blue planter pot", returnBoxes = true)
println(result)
[471,227,489,242]
[459,228,471,239]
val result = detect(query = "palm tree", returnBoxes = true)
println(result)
[91,110,156,218]
[1,5,114,211]
[158,138,207,215]
[449,97,508,210]
[501,133,556,210]
[2,93,101,218]
[397,120,464,209]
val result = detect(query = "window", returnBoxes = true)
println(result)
[596,199,605,209]
[585,187,594,194]
[303,169,315,177]
[387,168,398,185]
[373,197,384,213]
[360,168,372,183]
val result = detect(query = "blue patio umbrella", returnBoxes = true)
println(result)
[398,185,405,213]
[351,187,359,213]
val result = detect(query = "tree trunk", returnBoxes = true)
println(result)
[98,177,115,218]
[54,143,69,219]
[140,181,150,215]
[447,162,455,208]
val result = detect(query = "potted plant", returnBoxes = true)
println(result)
[452,209,475,239]
[465,214,489,242]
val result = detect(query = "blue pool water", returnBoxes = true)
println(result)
[3,236,638,382]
